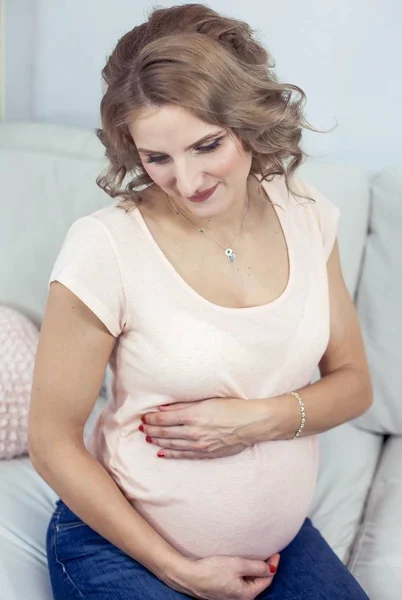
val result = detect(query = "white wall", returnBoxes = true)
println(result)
[3,0,36,120]
[3,0,402,171]
[0,0,5,119]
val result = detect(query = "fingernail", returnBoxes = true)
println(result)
[138,424,144,432]
[141,416,146,423]
[146,436,153,444]
[269,565,277,574]
[157,451,165,457]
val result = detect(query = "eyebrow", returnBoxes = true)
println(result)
[137,130,224,155]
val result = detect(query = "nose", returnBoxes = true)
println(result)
[174,160,204,198]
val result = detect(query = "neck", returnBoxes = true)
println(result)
[166,175,256,240]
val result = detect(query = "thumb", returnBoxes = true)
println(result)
[239,559,273,578]
[266,552,281,574]
[244,555,281,598]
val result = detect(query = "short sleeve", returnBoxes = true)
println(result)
[294,177,341,261]
[48,215,127,337]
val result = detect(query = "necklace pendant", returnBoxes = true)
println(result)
[225,248,236,262]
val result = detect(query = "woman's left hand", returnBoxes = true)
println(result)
[140,397,267,460]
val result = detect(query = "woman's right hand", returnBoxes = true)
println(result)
[166,553,280,600]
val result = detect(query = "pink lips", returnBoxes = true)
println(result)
[188,183,218,202]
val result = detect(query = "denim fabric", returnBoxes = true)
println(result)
[46,499,369,599]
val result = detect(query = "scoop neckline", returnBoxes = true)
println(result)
[131,177,294,314]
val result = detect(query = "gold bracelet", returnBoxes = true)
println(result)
[289,391,306,439]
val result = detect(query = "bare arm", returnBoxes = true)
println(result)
[28,282,187,586]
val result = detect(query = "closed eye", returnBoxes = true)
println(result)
[144,136,224,165]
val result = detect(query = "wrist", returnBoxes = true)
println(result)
[244,399,276,444]
[154,550,195,588]
[253,395,301,441]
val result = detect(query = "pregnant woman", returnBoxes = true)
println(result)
[29,4,372,599]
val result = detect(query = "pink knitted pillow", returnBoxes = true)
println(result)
[0,306,39,459]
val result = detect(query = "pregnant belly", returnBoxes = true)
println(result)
[107,433,319,559]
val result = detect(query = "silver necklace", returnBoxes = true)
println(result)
[166,193,250,263]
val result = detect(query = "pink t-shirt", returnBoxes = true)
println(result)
[49,174,340,560]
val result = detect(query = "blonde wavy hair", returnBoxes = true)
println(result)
[95,3,329,210]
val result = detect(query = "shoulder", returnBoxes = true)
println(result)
[290,175,341,260]
[65,202,142,249]
[257,173,308,212]
[85,203,137,231]
[263,173,340,222]
[53,203,140,277]
[260,173,341,260]
[288,175,341,230]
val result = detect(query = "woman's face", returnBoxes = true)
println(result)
[128,104,252,221]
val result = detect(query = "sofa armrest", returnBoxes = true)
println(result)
[309,421,383,563]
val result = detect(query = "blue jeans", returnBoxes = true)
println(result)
[47,499,369,599]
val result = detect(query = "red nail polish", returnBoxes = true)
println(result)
[157,451,165,457]
[146,436,153,444]
[141,416,146,424]
[269,565,277,574]
[138,424,144,432]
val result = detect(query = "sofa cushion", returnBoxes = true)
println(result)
[308,422,383,563]
[0,457,56,600]
[348,435,402,600]
[0,306,39,459]
[0,148,111,325]
[355,166,402,434]
[0,395,106,600]
[0,121,103,159]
